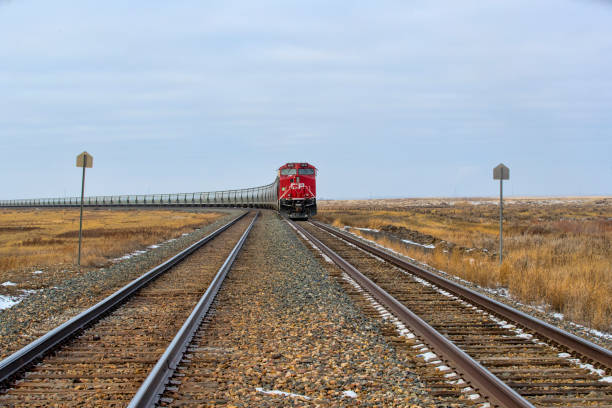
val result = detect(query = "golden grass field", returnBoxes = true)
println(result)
[0,208,223,273]
[316,197,612,331]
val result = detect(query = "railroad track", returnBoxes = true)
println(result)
[0,211,257,406]
[131,211,444,407]
[292,220,612,408]
[138,214,266,407]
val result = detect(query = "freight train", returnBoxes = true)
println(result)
[0,163,318,220]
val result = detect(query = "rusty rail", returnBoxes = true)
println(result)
[291,220,533,408]
[312,221,612,370]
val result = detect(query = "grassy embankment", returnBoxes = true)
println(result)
[316,198,612,331]
[0,208,223,271]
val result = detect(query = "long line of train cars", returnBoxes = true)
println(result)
[0,162,318,220]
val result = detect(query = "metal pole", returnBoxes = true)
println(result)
[77,156,87,266]
[499,178,503,265]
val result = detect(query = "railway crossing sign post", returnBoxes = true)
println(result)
[76,151,93,266]
[493,163,509,265]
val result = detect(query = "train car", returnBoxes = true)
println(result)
[277,162,317,219]
[0,163,319,220]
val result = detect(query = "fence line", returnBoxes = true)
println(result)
[0,180,279,209]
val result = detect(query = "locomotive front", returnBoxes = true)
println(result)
[278,162,317,219]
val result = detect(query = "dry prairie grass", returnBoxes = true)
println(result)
[0,208,223,271]
[317,197,612,330]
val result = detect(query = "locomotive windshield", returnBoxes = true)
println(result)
[280,169,297,176]
[298,169,315,175]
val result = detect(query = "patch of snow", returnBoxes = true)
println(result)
[558,352,571,358]
[0,295,22,310]
[21,289,42,295]
[553,313,564,320]
[570,360,608,378]
[417,352,437,362]
[600,376,612,383]
[147,244,160,249]
[32,270,43,274]
[575,325,612,341]
[255,387,310,400]
[402,239,435,249]
[112,249,148,262]
[354,227,380,233]
[1,281,17,287]
[483,286,511,299]
[342,390,358,398]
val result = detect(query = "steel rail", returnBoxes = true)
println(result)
[0,211,249,387]
[291,220,533,408]
[312,220,612,370]
[128,212,259,408]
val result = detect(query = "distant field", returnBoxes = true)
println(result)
[316,197,612,331]
[0,208,223,273]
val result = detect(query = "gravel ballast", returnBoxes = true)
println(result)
[161,211,439,407]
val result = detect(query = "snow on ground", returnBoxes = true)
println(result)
[255,387,311,400]
[416,351,437,362]
[1,281,17,287]
[402,239,435,249]
[0,295,21,311]
[32,270,43,274]
[112,234,193,262]
[354,227,380,233]
[0,289,44,311]
[113,250,147,261]
[347,226,436,250]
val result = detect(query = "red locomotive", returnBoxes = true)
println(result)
[277,162,317,219]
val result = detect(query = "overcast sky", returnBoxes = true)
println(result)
[1,0,610,200]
